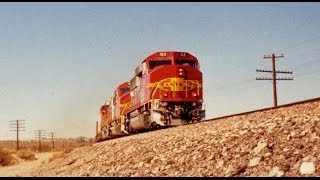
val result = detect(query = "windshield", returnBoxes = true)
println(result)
[120,87,130,95]
[176,59,196,68]
[149,60,172,70]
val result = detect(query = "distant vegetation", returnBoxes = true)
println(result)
[16,150,37,161]
[0,137,93,153]
[0,137,93,167]
[0,147,18,166]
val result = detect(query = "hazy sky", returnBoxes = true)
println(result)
[0,2,319,140]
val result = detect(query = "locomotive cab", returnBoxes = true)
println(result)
[144,51,205,126]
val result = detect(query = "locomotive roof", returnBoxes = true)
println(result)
[116,81,130,90]
[143,51,198,62]
[100,104,109,110]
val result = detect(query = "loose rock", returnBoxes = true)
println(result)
[300,162,315,175]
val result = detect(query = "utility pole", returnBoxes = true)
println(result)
[49,132,56,150]
[63,138,65,149]
[256,53,293,107]
[34,130,46,152]
[9,120,25,150]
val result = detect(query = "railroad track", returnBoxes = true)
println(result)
[95,96,320,143]
[206,96,320,122]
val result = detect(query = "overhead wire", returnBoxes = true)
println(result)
[206,35,320,104]
[279,34,320,53]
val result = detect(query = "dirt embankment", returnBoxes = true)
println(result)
[32,100,320,177]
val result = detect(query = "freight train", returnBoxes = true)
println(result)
[95,51,205,142]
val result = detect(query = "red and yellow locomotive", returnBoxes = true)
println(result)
[96,51,205,142]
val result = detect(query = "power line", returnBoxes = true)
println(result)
[292,58,320,71]
[213,56,318,103]
[280,35,320,52]
[206,82,270,101]
[206,36,320,105]
[9,120,25,150]
[210,78,255,92]
[34,130,46,152]
[69,138,72,149]
[256,53,293,107]
[48,132,56,150]
[208,56,318,100]
[294,69,320,78]
[208,52,312,93]
[293,47,320,58]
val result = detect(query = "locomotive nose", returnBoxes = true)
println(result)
[178,67,186,78]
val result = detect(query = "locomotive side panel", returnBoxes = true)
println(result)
[113,82,130,120]
[140,73,150,106]
[129,76,141,112]
[99,105,108,130]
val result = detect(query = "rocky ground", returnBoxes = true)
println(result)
[32,100,320,177]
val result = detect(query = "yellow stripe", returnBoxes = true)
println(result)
[120,102,131,115]
[149,77,202,92]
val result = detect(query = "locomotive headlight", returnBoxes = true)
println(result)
[164,93,168,97]
[192,102,197,106]
[178,68,184,76]
[193,92,197,97]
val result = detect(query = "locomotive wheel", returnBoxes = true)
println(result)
[150,122,162,130]
[128,125,133,133]
[150,122,156,130]
[181,120,189,125]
